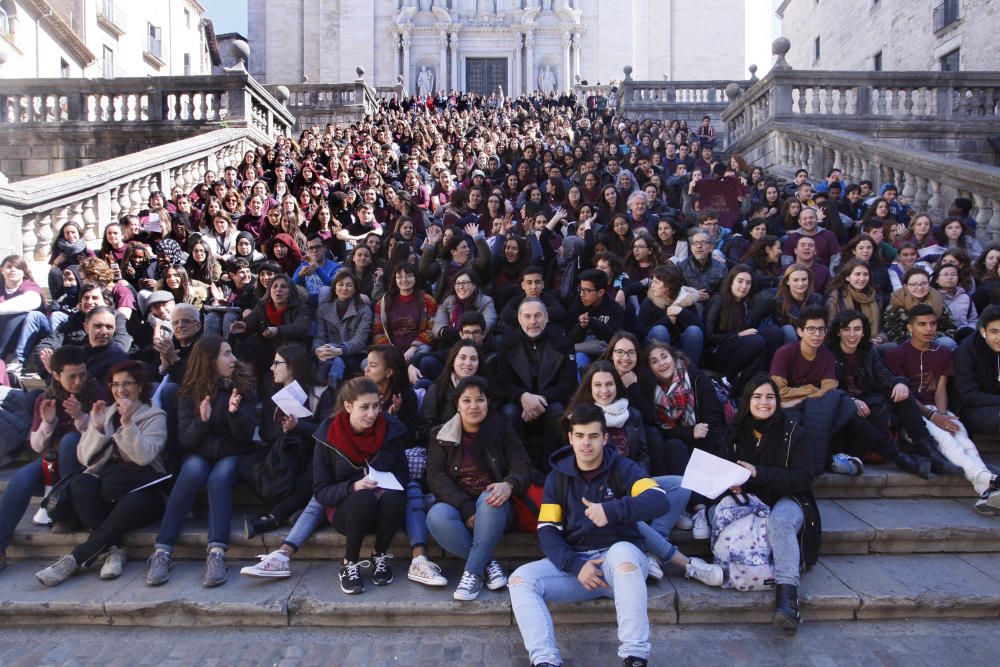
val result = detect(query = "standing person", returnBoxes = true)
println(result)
[883,305,1000,514]
[144,335,257,587]
[719,374,818,632]
[509,403,669,667]
[313,377,409,595]
[426,376,532,600]
[35,361,169,586]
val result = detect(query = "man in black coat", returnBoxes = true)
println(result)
[954,305,1000,437]
[498,298,577,471]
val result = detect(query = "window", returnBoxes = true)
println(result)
[873,50,883,71]
[940,48,960,72]
[184,53,191,76]
[60,58,70,78]
[813,36,821,62]
[102,45,114,78]
[147,22,162,59]
[933,0,960,32]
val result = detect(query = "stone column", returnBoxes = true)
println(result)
[450,32,459,91]
[394,32,402,85]
[525,31,535,93]
[572,32,581,87]
[513,33,523,96]
[561,32,571,93]
[402,32,412,94]
[440,30,448,93]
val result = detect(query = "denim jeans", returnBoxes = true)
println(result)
[203,311,240,338]
[155,454,239,552]
[707,496,803,586]
[283,496,327,550]
[635,475,691,563]
[0,311,51,362]
[647,325,704,367]
[0,432,80,552]
[406,480,433,549]
[510,542,650,664]
[426,492,513,575]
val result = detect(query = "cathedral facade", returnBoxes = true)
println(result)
[248,0,747,96]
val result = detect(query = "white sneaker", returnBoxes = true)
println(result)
[32,506,52,526]
[974,486,1000,516]
[685,556,724,587]
[240,550,292,578]
[407,555,448,586]
[692,508,710,540]
[100,546,126,580]
[645,553,664,581]
[675,512,694,530]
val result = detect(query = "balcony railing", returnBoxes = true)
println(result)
[933,0,960,32]
[97,0,126,35]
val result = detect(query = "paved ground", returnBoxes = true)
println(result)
[0,619,997,666]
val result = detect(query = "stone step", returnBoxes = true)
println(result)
[1,552,998,627]
[6,497,1000,561]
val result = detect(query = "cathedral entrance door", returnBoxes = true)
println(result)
[465,58,507,96]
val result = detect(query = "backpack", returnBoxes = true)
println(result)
[710,376,737,424]
[710,492,776,592]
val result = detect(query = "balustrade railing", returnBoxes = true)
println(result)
[0,72,294,143]
[0,129,264,266]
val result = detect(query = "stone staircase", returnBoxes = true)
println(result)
[0,444,998,628]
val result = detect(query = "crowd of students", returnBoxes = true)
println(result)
[0,90,999,666]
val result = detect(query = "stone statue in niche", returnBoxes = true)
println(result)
[417,0,431,11]
[538,65,557,94]
[417,65,435,97]
[542,0,552,10]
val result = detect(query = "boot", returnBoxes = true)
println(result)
[772,583,800,632]
[244,514,279,540]
[912,438,963,476]
[890,449,932,480]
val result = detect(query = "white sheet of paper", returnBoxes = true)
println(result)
[143,212,161,234]
[366,467,404,491]
[272,381,312,418]
[681,448,752,500]
[274,381,307,404]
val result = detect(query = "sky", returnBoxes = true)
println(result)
[198,0,779,77]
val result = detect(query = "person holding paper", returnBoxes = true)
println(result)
[719,373,818,632]
[425,376,532,601]
[312,377,409,595]
[35,360,169,586]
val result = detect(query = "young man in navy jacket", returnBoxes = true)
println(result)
[509,403,668,667]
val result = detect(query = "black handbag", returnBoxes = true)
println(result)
[40,434,115,523]
[251,432,308,500]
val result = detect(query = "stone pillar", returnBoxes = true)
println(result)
[572,32,581,87]
[402,32,412,94]
[525,31,535,93]
[394,33,402,85]
[440,30,448,93]
[513,33,523,96]
[450,32,459,91]
[561,32,571,93]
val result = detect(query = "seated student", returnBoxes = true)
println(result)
[426,376,532,600]
[314,377,409,595]
[230,273,311,383]
[677,229,727,305]
[432,269,497,351]
[314,269,373,390]
[567,268,625,371]
[883,267,958,350]
[145,335,257,588]
[0,346,104,570]
[884,305,1000,514]
[39,307,129,386]
[753,263,825,345]
[509,403,669,667]
[372,263,437,366]
[35,283,132,373]
[635,264,704,366]
[826,259,886,345]
[152,303,203,384]
[769,305,869,476]
[786,236,830,294]
[565,361,722,587]
[0,255,50,377]
[292,233,342,306]
[203,258,257,338]
[364,345,420,440]
[498,266,569,335]
[497,298,577,471]
[781,206,840,267]
[719,374,818,632]
[954,305,1000,442]
[825,310,934,477]
[35,361,169,586]
[416,311,496,383]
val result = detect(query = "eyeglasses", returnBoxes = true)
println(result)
[454,280,474,287]
[802,326,827,335]
[110,381,137,390]
[613,349,637,358]
[579,287,599,294]
[171,318,198,326]
[461,329,484,337]
[907,281,930,288]
[270,360,287,367]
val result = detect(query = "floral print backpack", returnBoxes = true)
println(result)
[710,492,776,591]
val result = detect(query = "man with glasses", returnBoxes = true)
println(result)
[292,234,341,306]
[677,230,726,305]
[770,305,864,476]
[568,269,624,372]
[153,303,202,384]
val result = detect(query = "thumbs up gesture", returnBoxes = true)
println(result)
[581,497,608,528]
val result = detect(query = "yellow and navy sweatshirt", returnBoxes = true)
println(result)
[537,444,669,577]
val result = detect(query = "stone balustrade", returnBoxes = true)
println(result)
[618,80,746,123]
[375,84,406,101]
[271,82,378,131]
[0,72,294,143]
[0,128,263,270]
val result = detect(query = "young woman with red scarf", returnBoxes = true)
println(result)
[313,377,410,595]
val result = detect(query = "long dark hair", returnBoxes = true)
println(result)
[179,335,254,401]
[273,343,314,391]
[433,340,481,398]
[367,344,410,398]
[730,372,785,439]
[718,265,754,332]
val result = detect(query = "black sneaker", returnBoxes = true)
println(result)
[370,552,394,586]
[622,658,648,667]
[339,560,365,595]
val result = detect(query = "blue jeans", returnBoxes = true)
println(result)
[0,432,80,552]
[283,496,327,550]
[635,475,691,563]
[510,542,650,664]
[204,311,240,338]
[406,480,433,548]
[426,492,513,575]
[0,311,50,362]
[155,454,239,552]
[707,497,803,586]
[647,325,704,366]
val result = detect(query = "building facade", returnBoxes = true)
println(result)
[0,0,210,79]
[249,0,747,95]
[776,0,999,72]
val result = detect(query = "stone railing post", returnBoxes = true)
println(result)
[937,83,954,119]
[856,84,872,117]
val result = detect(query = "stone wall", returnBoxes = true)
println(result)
[778,0,999,72]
